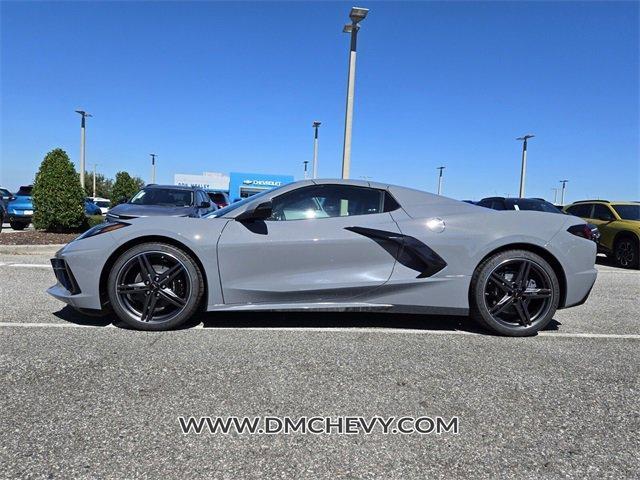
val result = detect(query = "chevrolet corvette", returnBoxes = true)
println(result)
[48,179,598,336]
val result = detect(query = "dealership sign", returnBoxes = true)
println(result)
[242,179,284,187]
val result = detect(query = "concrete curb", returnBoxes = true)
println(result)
[0,244,65,255]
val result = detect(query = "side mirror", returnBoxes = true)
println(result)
[235,201,272,222]
[199,201,211,209]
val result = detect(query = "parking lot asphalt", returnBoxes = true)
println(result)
[1,252,639,478]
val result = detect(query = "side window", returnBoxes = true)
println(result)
[566,204,592,218]
[592,204,614,221]
[270,185,385,221]
[492,200,506,210]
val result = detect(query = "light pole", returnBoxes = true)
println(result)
[436,166,445,195]
[92,163,98,198]
[75,110,92,189]
[150,153,157,184]
[559,179,569,205]
[551,187,559,204]
[341,6,369,179]
[303,161,309,179]
[516,134,534,197]
[312,121,321,179]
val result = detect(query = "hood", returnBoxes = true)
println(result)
[108,203,194,218]
[8,195,33,209]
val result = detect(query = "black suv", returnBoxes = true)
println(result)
[106,185,217,222]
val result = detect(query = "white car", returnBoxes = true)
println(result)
[89,197,111,214]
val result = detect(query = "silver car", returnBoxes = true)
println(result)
[48,179,598,336]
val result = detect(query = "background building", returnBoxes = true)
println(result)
[174,171,294,202]
[174,172,229,190]
[228,172,294,202]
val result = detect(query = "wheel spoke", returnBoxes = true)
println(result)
[490,294,515,315]
[140,293,159,322]
[513,300,531,327]
[523,288,552,299]
[515,260,531,286]
[138,254,156,281]
[158,287,187,308]
[490,272,515,293]
[158,263,183,286]
[117,282,149,294]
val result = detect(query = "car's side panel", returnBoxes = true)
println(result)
[217,213,401,304]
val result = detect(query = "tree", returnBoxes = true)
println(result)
[82,171,114,199]
[32,149,85,231]
[112,171,145,205]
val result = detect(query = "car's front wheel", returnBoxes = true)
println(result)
[470,249,560,336]
[107,242,204,331]
[10,221,27,230]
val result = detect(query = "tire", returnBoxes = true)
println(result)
[107,242,204,331]
[10,221,27,230]
[613,236,639,269]
[470,249,560,336]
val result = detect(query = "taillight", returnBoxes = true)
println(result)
[567,224,594,241]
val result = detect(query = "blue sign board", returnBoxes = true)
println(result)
[228,172,294,202]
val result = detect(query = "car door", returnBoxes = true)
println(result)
[217,184,402,305]
[589,204,617,250]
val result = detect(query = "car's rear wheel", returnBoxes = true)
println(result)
[613,236,639,269]
[107,242,204,331]
[470,250,559,336]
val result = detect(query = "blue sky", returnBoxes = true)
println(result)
[1,1,638,202]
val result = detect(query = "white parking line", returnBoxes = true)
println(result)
[0,262,50,268]
[0,322,638,339]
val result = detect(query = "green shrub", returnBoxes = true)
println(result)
[82,171,113,199]
[85,215,105,228]
[32,149,86,232]
[112,171,145,205]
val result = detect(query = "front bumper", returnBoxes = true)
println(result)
[47,241,113,310]
[8,213,31,223]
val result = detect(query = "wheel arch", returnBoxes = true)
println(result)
[99,235,209,309]
[472,243,568,308]
[612,230,640,247]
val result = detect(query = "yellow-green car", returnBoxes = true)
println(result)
[564,201,640,269]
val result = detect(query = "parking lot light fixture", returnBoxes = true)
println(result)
[303,160,309,179]
[560,179,569,205]
[437,166,445,195]
[516,134,535,197]
[75,110,92,189]
[150,154,157,184]
[341,6,370,179]
[312,121,321,179]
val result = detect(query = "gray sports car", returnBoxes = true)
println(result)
[48,179,598,336]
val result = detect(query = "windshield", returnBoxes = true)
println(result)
[613,205,640,220]
[507,199,562,214]
[130,188,193,207]
[95,201,110,208]
[206,186,286,218]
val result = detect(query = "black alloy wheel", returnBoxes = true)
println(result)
[107,243,204,330]
[470,250,560,336]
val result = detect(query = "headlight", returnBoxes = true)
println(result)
[75,221,129,241]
